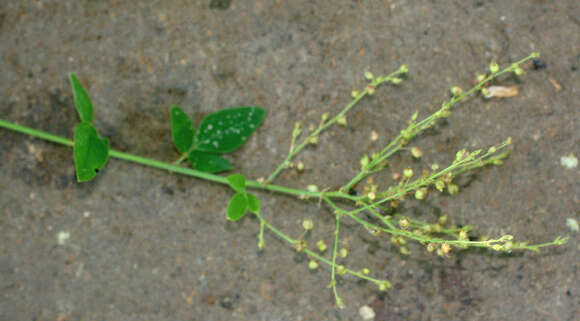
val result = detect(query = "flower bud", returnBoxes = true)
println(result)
[411,146,422,159]
[450,86,463,96]
[447,183,459,195]
[364,71,374,81]
[415,187,428,200]
[302,218,314,231]
[317,240,328,252]
[296,161,305,172]
[489,61,500,74]
[308,260,319,270]
[390,77,403,84]
[339,248,348,258]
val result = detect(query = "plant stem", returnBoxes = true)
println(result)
[330,213,344,308]
[266,66,408,183]
[341,52,539,192]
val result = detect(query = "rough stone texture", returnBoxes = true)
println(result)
[0,1,578,320]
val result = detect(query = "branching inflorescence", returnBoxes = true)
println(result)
[0,52,567,308]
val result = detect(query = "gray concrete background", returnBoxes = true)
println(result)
[0,1,578,320]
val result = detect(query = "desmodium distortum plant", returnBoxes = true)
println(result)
[0,52,568,308]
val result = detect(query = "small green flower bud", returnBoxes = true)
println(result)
[447,183,459,195]
[441,243,451,255]
[296,161,305,172]
[336,265,347,275]
[302,218,314,231]
[450,86,463,96]
[306,184,319,193]
[321,112,330,122]
[415,187,428,200]
[293,122,302,137]
[438,215,448,225]
[308,136,318,145]
[367,191,376,200]
[489,61,500,74]
[364,70,374,81]
[514,67,524,76]
[362,268,370,275]
[411,111,419,121]
[351,90,360,98]
[360,154,370,169]
[488,146,497,154]
[481,87,491,98]
[492,244,502,251]
[403,167,414,178]
[390,77,403,84]
[431,163,440,171]
[455,149,467,162]
[437,110,451,118]
[426,243,437,253]
[476,73,487,82]
[308,260,319,270]
[339,248,348,258]
[399,217,410,228]
[294,240,307,252]
[378,282,388,291]
[411,146,422,159]
[399,246,411,255]
[435,180,445,192]
[337,114,347,126]
[367,85,376,95]
[317,240,328,252]
[398,64,409,73]
[458,230,468,241]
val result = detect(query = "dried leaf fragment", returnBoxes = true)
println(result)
[484,86,519,99]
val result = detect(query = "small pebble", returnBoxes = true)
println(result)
[57,231,70,245]
[359,305,375,320]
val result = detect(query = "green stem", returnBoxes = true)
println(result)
[0,119,325,198]
[341,52,539,192]
[330,213,344,308]
[266,67,408,183]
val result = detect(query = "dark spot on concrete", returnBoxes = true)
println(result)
[218,293,239,310]
[532,58,547,70]
[209,0,232,10]
[116,56,142,78]
[54,173,73,190]
[161,184,174,195]
[293,252,307,263]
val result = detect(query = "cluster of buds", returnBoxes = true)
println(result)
[363,177,378,200]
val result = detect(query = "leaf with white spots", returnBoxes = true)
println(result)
[195,106,266,153]
[170,105,195,154]
[187,150,233,173]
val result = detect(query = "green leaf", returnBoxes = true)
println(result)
[195,106,266,153]
[227,192,248,221]
[187,150,233,173]
[170,105,195,154]
[73,122,110,182]
[246,193,260,214]
[226,174,246,193]
[69,73,94,123]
